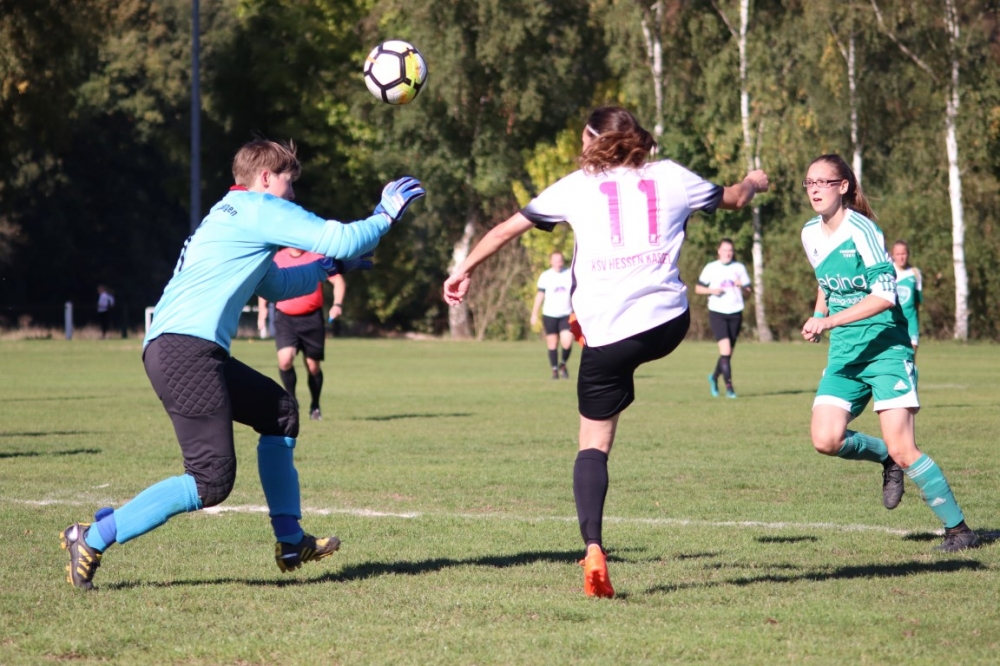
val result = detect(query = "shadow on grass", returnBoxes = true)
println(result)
[0,447,101,459]
[756,535,818,544]
[643,559,987,596]
[103,549,584,590]
[353,412,474,422]
[2,396,109,402]
[742,389,814,398]
[0,430,97,438]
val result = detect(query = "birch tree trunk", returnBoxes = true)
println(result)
[871,0,969,339]
[738,0,773,341]
[447,214,477,339]
[640,1,666,138]
[848,29,862,181]
[944,0,968,340]
[828,1,862,179]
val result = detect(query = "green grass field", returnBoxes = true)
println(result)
[2,337,998,665]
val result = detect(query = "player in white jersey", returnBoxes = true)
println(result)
[444,107,769,597]
[799,154,978,552]
[530,251,575,379]
[59,139,425,589]
[891,240,923,361]
[696,238,752,398]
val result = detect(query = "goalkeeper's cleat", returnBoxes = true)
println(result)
[559,363,570,380]
[708,374,719,398]
[881,459,905,510]
[934,522,980,553]
[579,544,615,598]
[60,522,102,590]
[275,533,341,572]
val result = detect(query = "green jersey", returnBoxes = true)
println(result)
[895,265,922,341]
[801,210,912,365]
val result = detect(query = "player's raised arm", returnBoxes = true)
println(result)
[443,213,535,306]
[719,170,770,210]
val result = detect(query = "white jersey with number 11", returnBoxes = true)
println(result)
[521,160,723,347]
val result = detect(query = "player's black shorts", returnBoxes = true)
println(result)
[143,334,297,502]
[542,314,572,335]
[274,308,325,360]
[577,310,691,420]
[708,310,743,345]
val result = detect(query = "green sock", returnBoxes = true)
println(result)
[906,454,965,529]
[836,430,889,463]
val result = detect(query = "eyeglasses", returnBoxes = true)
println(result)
[801,179,844,188]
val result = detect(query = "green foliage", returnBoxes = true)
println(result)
[0,0,998,339]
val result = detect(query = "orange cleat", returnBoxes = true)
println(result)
[579,544,614,598]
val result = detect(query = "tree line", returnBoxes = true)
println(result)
[1,0,998,340]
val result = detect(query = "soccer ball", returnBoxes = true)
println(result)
[363,40,428,105]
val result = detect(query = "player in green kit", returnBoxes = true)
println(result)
[891,240,922,362]
[799,154,978,552]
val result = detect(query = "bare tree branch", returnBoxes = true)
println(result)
[869,0,937,79]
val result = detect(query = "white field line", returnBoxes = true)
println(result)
[8,497,917,536]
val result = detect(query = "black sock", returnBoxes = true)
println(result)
[712,357,721,380]
[573,449,609,547]
[548,349,558,369]
[561,346,572,364]
[307,370,323,411]
[279,368,297,397]
[719,355,732,387]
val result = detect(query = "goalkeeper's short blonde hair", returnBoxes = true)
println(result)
[232,139,301,187]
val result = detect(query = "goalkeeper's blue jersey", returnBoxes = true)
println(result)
[145,188,390,352]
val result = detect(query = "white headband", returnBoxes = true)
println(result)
[585,125,600,137]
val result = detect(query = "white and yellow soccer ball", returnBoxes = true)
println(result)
[363,40,428,105]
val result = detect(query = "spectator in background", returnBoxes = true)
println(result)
[96,285,116,339]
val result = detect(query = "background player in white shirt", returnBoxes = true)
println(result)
[444,106,769,597]
[695,238,752,398]
[800,154,978,552]
[530,251,575,379]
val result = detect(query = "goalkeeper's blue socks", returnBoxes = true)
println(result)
[84,474,202,551]
[257,435,303,545]
[906,454,965,528]
[836,430,889,463]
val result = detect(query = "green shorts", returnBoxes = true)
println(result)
[813,357,919,418]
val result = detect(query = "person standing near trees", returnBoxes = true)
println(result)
[695,238,751,398]
[96,284,116,339]
[59,138,425,590]
[530,250,575,379]
[444,106,769,597]
[891,240,922,362]
[799,153,978,552]
[257,247,346,421]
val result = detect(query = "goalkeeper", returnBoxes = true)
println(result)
[60,138,424,590]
